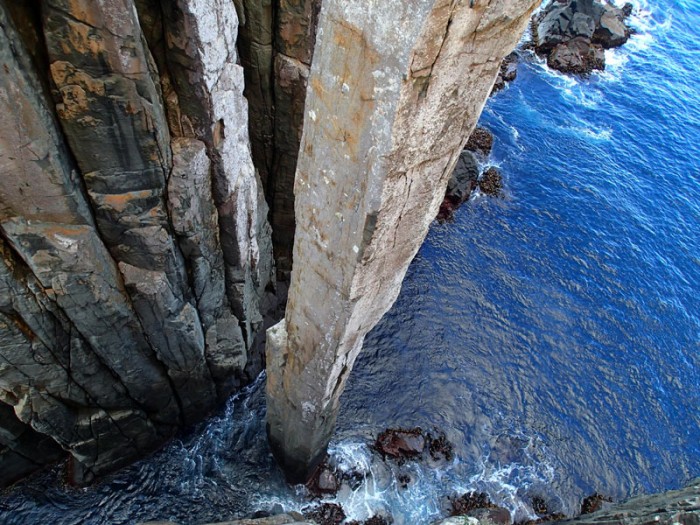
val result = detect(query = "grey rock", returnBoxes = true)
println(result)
[594,9,630,48]
[447,152,480,203]
[0,4,181,482]
[158,0,274,356]
[42,0,214,423]
[547,37,605,74]
[432,518,480,525]
[234,0,321,277]
[467,507,512,525]
[0,401,64,488]
[533,0,630,74]
[555,479,700,525]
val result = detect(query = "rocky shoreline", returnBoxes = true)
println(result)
[438,0,638,223]
[138,428,700,525]
[532,0,634,75]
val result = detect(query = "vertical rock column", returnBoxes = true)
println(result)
[234,0,321,278]
[156,0,274,370]
[266,0,540,482]
[269,0,322,277]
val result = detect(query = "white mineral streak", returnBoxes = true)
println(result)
[184,0,261,274]
[266,0,541,482]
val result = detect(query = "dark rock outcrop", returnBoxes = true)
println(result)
[580,493,612,515]
[533,0,633,74]
[347,516,394,525]
[438,151,480,221]
[479,167,504,197]
[306,457,340,496]
[493,52,520,93]
[303,503,346,525]
[375,428,426,459]
[466,127,495,156]
[450,492,500,516]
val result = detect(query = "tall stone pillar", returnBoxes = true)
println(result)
[266,0,540,483]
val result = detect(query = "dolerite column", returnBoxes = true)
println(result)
[266,0,540,482]
[0,3,178,482]
[156,0,274,360]
[41,0,218,422]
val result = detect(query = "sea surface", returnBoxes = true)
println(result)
[1,1,698,523]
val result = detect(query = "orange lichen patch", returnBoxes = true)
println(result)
[64,18,104,57]
[123,100,140,115]
[310,76,326,98]
[99,190,154,213]
[39,224,88,237]
[51,62,105,96]
[56,85,90,120]
[65,0,103,28]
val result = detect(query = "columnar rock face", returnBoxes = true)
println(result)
[234,0,321,278]
[0,0,272,486]
[265,0,540,482]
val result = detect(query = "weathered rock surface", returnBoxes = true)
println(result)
[438,151,480,221]
[234,0,322,278]
[479,167,504,197]
[266,0,541,483]
[492,52,519,93]
[0,0,273,485]
[533,0,633,74]
[554,479,700,525]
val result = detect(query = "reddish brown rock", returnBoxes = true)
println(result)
[466,127,495,156]
[480,167,504,197]
[376,428,426,459]
[581,493,612,514]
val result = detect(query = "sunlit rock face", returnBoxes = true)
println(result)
[265,0,541,483]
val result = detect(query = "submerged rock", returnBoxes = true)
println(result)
[427,430,455,462]
[532,0,633,74]
[450,492,499,516]
[347,515,393,525]
[532,496,550,516]
[479,167,504,197]
[375,428,426,459]
[302,503,346,525]
[492,52,519,93]
[580,493,612,514]
[465,127,495,156]
[446,493,512,525]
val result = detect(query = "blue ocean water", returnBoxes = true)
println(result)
[1,1,698,524]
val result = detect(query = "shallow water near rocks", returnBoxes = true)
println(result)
[1,0,699,523]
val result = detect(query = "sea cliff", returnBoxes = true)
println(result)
[2,0,533,487]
